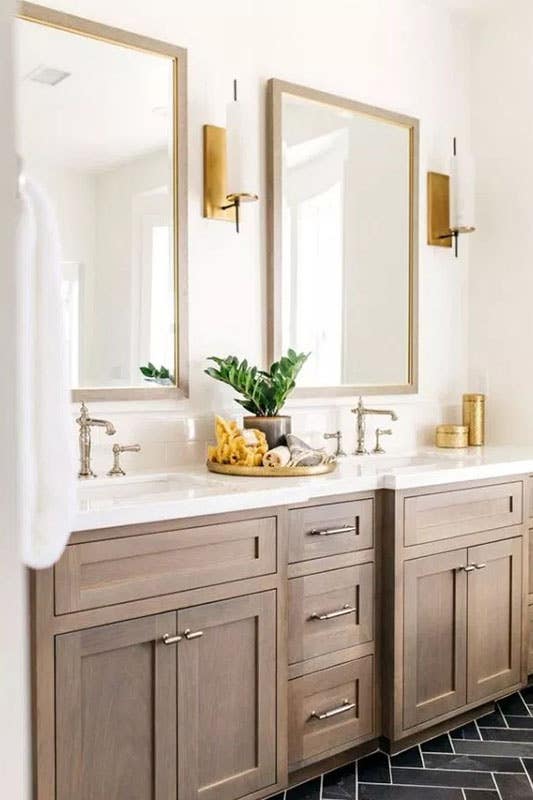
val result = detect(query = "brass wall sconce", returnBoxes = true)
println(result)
[203,80,258,233]
[428,137,475,257]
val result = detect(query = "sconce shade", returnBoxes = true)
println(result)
[450,152,475,233]
[226,98,248,197]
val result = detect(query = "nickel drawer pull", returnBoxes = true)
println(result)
[458,565,476,572]
[162,633,182,645]
[473,563,487,570]
[309,522,358,536]
[184,629,204,640]
[310,604,357,621]
[310,699,356,721]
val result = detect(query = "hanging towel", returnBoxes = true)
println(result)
[16,177,75,568]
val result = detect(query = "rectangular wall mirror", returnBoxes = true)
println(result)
[267,79,419,396]
[16,3,188,400]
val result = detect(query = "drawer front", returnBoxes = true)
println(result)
[55,517,277,614]
[289,500,373,564]
[404,482,523,547]
[288,656,374,767]
[288,564,374,665]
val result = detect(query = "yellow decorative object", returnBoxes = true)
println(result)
[463,393,485,446]
[435,425,469,449]
[207,415,268,466]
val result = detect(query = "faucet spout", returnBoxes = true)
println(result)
[351,396,398,455]
[76,402,116,478]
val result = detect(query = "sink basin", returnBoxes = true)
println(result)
[78,471,208,504]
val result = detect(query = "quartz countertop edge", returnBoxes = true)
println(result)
[73,446,533,532]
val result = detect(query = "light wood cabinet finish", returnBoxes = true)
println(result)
[467,537,522,702]
[55,516,277,613]
[288,499,373,563]
[288,656,374,769]
[403,481,522,547]
[528,605,533,674]
[403,549,468,728]
[56,613,177,800]
[529,529,533,597]
[177,591,278,800]
[288,563,373,665]
[529,476,533,521]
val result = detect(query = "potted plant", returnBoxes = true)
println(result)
[205,349,309,449]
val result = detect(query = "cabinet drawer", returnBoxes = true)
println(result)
[288,564,374,665]
[288,656,373,767]
[529,530,533,597]
[289,500,373,564]
[529,477,533,521]
[54,517,277,614]
[404,482,522,547]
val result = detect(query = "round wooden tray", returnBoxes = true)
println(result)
[206,460,337,478]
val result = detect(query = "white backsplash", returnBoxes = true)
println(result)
[72,396,461,477]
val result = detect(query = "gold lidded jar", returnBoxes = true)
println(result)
[463,393,485,446]
[435,425,469,449]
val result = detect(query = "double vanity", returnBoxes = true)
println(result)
[31,448,533,800]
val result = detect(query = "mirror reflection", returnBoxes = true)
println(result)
[16,17,177,390]
[272,84,418,393]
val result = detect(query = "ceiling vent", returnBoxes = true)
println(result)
[26,65,71,87]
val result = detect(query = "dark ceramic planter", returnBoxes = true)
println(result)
[243,415,292,450]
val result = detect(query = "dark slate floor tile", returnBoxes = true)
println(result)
[286,778,321,800]
[420,733,453,753]
[450,721,480,740]
[390,746,423,768]
[391,767,494,790]
[494,774,533,800]
[477,706,507,728]
[506,716,533,729]
[454,739,533,757]
[481,728,533,742]
[498,692,531,717]
[322,763,355,799]
[423,752,524,773]
[357,752,391,784]
[521,685,533,703]
[463,792,499,800]
[359,786,463,800]
[524,758,533,783]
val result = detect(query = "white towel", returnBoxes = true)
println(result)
[16,177,75,569]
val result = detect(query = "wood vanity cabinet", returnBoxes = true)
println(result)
[527,475,533,673]
[32,509,287,800]
[383,476,529,749]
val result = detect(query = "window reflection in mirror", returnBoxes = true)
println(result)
[16,13,181,393]
[270,82,418,395]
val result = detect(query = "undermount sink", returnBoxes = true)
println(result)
[77,471,209,502]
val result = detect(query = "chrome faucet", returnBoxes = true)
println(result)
[351,396,398,455]
[76,402,116,478]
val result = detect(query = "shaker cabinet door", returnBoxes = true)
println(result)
[55,613,177,800]
[403,549,468,729]
[467,537,523,703]
[177,591,278,800]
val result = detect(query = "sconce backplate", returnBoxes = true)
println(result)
[427,171,452,247]
[203,125,236,223]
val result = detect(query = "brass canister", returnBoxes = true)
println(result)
[435,425,469,448]
[463,393,485,446]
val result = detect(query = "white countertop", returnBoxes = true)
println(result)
[74,446,533,532]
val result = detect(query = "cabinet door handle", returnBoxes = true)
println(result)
[184,628,204,640]
[458,565,476,572]
[162,633,182,645]
[310,604,357,621]
[309,522,358,536]
[310,700,356,721]
[473,563,487,570]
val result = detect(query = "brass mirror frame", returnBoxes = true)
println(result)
[18,2,189,401]
[267,79,419,397]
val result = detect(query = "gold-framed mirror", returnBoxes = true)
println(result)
[267,79,419,396]
[16,3,188,400]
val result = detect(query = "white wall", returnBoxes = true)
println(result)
[34,0,472,469]
[0,1,30,797]
[468,1,533,444]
